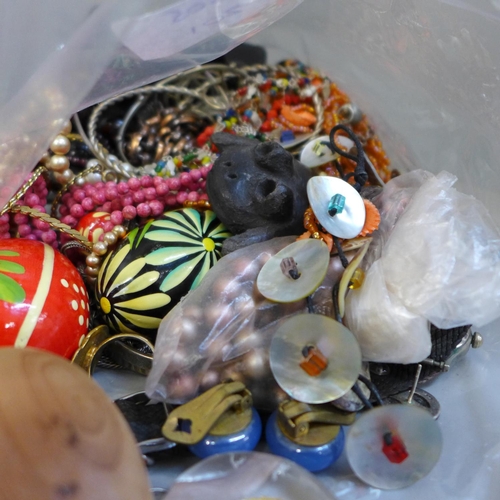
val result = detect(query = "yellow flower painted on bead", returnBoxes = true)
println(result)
[96,208,231,336]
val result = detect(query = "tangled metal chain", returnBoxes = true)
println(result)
[86,63,327,179]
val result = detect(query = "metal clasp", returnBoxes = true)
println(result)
[277,399,355,446]
[162,381,252,445]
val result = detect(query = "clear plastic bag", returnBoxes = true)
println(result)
[0,0,302,209]
[146,236,354,409]
[345,260,431,364]
[164,452,335,500]
[381,170,500,329]
[346,169,500,364]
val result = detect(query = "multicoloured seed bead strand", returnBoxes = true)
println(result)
[57,166,211,230]
[320,81,392,183]
[232,67,321,143]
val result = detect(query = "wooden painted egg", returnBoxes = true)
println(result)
[0,348,152,500]
[0,239,90,358]
[76,211,112,243]
[96,208,231,338]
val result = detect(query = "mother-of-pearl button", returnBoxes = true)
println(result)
[299,135,339,168]
[256,239,330,303]
[269,314,362,404]
[307,176,366,239]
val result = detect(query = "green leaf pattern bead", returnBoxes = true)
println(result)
[0,251,26,304]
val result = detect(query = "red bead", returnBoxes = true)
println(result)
[109,198,121,212]
[121,195,133,208]
[189,169,202,182]
[260,121,273,132]
[70,204,85,219]
[187,191,199,202]
[132,190,145,204]
[259,81,272,92]
[13,214,29,225]
[61,215,77,227]
[24,193,40,207]
[102,201,113,212]
[105,188,119,201]
[91,190,106,205]
[272,99,284,110]
[176,191,188,204]
[81,197,94,212]
[117,182,129,194]
[179,172,191,187]
[110,211,124,225]
[267,109,278,120]
[199,166,211,178]
[122,206,137,220]
[140,176,153,187]
[0,239,90,359]
[137,203,151,218]
[84,184,96,196]
[168,178,181,191]
[73,189,86,203]
[155,182,169,196]
[165,195,177,207]
[76,212,111,243]
[149,200,164,216]
[33,219,50,232]
[41,230,57,244]
[17,224,32,237]
[127,178,141,190]
[152,176,163,186]
[103,221,114,233]
[144,187,157,200]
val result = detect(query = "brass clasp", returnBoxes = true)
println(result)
[162,381,252,445]
[277,399,355,446]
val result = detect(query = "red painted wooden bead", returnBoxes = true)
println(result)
[76,211,111,243]
[0,239,89,358]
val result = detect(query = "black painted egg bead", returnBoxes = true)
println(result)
[96,208,231,338]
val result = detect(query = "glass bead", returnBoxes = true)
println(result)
[328,193,346,216]
[349,268,365,289]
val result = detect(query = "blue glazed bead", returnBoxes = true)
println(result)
[188,408,262,459]
[265,411,345,472]
[280,130,296,143]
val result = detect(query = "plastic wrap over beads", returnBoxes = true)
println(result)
[146,236,356,410]
[0,0,302,210]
